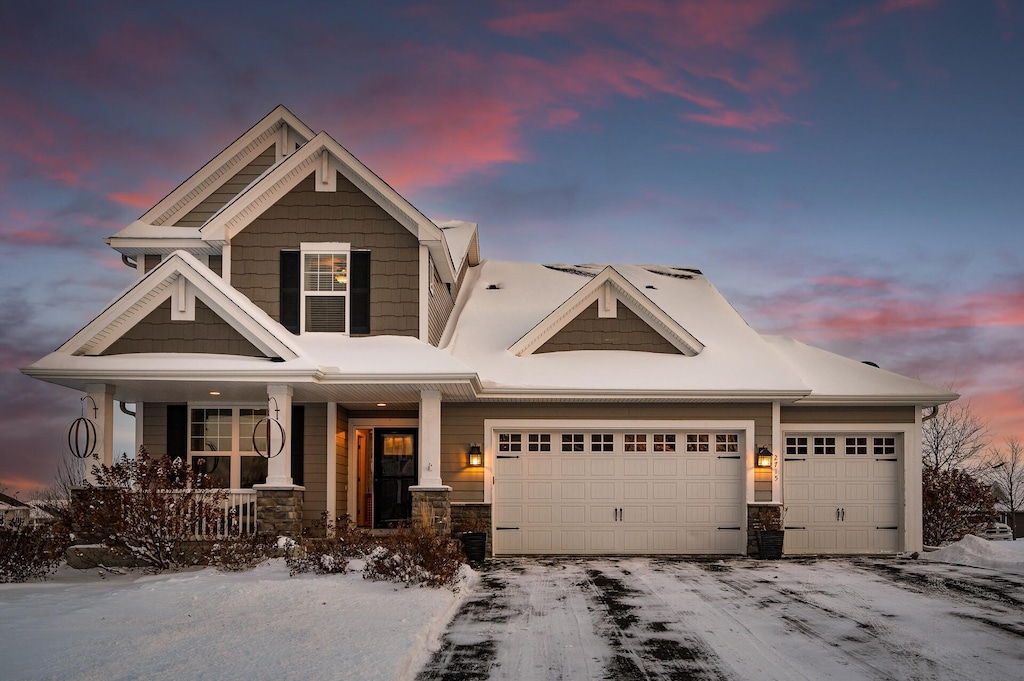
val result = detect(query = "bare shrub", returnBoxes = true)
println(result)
[922,466,996,546]
[0,515,67,583]
[287,515,374,576]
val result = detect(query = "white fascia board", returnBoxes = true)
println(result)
[141,106,314,226]
[508,266,704,356]
[104,238,224,257]
[472,388,812,402]
[791,394,957,407]
[56,251,301,360]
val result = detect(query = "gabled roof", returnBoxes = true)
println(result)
[509,266,704,357]
[198,132,459,284]
[140,105,315,227]
[55,251,302,360]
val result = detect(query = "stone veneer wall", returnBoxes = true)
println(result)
[256,487,304,537]
[747,504,784,557]
[411,489,451,537]
[451,503,492,557]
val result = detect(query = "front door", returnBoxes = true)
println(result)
[373,429,418,528]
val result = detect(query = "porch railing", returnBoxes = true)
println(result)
[163,489,258,538]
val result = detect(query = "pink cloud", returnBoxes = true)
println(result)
[108,178,175,211]
[812,276,890,290]
[833,0,940,31]
[684,104,800,131]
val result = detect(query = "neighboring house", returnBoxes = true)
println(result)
[0,492,31,527]
[23,106,956,556]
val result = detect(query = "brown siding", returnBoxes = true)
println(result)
[142,403,168,456]
[335,406,349,522]
[144,254,162,273]
[441,403,773,502]
[102,300,264,357]
[427,256,455,346]
[780,406,916,424]
[536,302,681,354]
[302,404,328,528]
[230,172,420,336]
[173,146,277,227]
[208,255,222,276]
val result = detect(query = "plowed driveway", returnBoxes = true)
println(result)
[418,557,1024,681]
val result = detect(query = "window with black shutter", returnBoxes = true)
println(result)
[280,251,300,334]
[349,250,371,334]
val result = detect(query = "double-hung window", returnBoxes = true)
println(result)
[188,406,269,489]
[280,244,371,335]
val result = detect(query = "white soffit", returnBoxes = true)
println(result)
[57,251,301,360]
[508,266,705,357]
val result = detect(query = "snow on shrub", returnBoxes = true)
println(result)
[0,515,66,583]
[362,523,464,589]
[210,534,277,572]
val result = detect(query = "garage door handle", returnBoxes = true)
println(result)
[841,508,845,522]
[836,508,841,521]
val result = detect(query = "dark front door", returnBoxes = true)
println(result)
[373,428,418,528]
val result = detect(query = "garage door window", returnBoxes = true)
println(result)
[562,433,585,452]
[846,437,868,455]
[625,434,647,452]
[686,433,710,452]
[813,436,837,455]
[591,434,614,452]
[786,436,808,455]
[716,434,739,452]
[499,433,522,452]
[653,434,676,452]
[528,433,552,452]
[874,437,896,455]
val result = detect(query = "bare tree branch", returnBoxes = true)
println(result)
[922,400,990,472]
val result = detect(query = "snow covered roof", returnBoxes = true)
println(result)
[436,221,479,272]
[442,260,955,404]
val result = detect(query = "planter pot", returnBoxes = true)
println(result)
[459,532,487,564]
[757,530,785,560]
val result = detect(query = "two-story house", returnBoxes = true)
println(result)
[23,106,956,556]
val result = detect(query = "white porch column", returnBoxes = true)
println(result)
[85,384,115,482]
[412,390,446,489]
[264,384,295,487]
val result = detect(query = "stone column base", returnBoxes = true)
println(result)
[254,485,305,538]
[410,487,451,537]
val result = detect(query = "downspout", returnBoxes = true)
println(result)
[119,402,136,417]
[121,254,137,269]
[921,406,938,422]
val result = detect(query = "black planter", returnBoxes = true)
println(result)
[459,532,487,564]
[757,530,785,559]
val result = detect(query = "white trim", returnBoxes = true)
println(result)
[907,408,924,552]
[508,266,704,357]
[134,401,144,459]
[419,245,430,343]
[326,402,337,531]
[481,418,755,505]
[771,401,781,502]
[221,243,231,284]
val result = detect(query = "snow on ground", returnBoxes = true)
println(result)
[919,535,1024,574]
[0,560,468,681]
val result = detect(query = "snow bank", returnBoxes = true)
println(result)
[919,535,1024,574]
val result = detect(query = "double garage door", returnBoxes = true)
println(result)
[782,433,902,554]
[492,427,747,555]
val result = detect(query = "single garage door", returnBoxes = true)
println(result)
[782,433,901,554]
[492,428,746,555]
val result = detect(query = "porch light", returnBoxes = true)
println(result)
[467,444,483,467]
[756,446,773,468]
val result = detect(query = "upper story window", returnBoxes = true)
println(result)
[280,244,371,335]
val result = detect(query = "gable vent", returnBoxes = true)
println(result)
[543,264,597,278]
[305,297,346,332]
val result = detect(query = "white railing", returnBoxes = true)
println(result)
[162,489,258,538]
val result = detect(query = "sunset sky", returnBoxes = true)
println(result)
[1,0,1021,495]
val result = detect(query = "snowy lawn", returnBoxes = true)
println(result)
[0,560,469,681]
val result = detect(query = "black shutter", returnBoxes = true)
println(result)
[350,250,371,335]
[280,251,300,334]
[291,405,304,486]
[167,404,188,460]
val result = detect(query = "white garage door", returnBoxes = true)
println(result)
[492,428,746,555]
[783,433,901,554]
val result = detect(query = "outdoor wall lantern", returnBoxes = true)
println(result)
[756,446,773,468]
[467,444,483,467]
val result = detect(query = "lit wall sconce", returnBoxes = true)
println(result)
[756,446,773,468]
[467,444,483,467]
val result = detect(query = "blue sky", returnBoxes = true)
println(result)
[1,0,1022,493]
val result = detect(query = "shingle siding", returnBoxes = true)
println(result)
[230,172,420,336]
[102,300,264,356]
[172,146,277,228]
[335,405,349,523]
[427,256,455,346]
[536,301,681,354]
[301,404,328,528]
[780,406,916,424]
